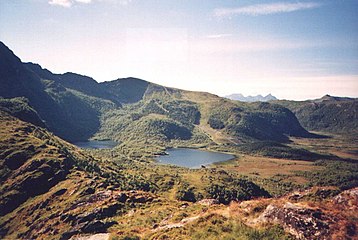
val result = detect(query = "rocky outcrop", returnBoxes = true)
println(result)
[60,221,116,240]
[71,233,110,240]
[253,187,358,240]
[58,190,157,239]
[257,202,333,239]
[198,198,219,206]
[332,187,358,209]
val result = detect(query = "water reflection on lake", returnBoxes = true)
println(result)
[156,148,235,168]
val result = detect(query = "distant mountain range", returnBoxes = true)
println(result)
[225,93,277,102]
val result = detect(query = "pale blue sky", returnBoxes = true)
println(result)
[1,0,357,100]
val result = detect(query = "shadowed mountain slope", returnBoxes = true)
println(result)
[0,42,103,141]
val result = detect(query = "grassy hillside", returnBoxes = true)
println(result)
[204,100,311,142]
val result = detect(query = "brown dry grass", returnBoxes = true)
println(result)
[220,155,321,180]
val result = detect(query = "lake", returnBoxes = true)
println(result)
[156,148,235,168]
[73,140,117,149]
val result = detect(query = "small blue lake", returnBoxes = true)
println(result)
[156,148,235,168]
[73,140,117,149]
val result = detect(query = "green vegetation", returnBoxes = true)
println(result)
[296,160,358,190]
[147,214,290,240]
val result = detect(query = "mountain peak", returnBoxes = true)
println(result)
[315,94,354,103]
[0,41,23,73]
[225,93,277,102]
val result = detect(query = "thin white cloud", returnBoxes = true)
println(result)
[214,2,321,17]
[49,0,72,7]
[75,0,92,3]
[205,34,232,39]
[48,0,131,7]
[193,37,333,54]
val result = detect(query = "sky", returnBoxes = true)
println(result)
[0,0,358,100]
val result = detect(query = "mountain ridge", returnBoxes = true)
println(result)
[225,93,277,102]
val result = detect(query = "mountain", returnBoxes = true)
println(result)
[0,41,308,146]
[225,93,277,102]
[0,42,107,141]
[275,95,358,134]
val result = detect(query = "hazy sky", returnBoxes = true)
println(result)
[1,0,358,100]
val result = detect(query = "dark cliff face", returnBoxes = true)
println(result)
[25,63,123,106]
